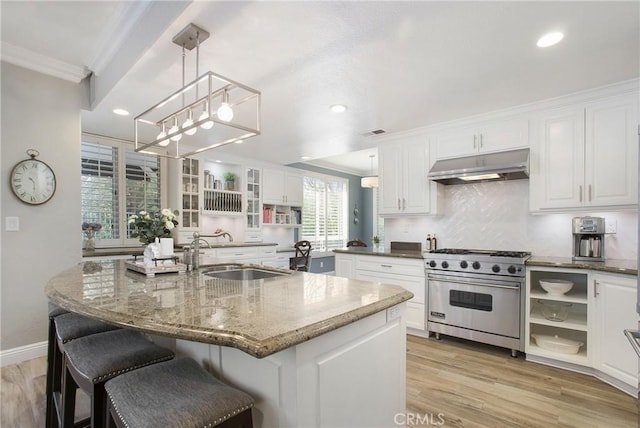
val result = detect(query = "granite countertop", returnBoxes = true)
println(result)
[333,247,425,260]
[46,260,413,358]
[83,242,278,258]
[526,256,637,276]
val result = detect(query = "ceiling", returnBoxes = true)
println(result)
[2,1,639,176]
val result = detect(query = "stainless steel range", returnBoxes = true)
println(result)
[425,248,531,357]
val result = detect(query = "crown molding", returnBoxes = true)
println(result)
[1,42,88,83]
[87,1,153,76]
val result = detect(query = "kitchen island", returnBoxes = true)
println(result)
[46,260,413,427]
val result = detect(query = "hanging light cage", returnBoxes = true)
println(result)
[134,24,261,159]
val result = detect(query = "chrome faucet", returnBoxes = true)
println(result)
[190,232,211,270]
[199,231,234,242]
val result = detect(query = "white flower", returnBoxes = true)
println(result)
[130,214,138,219]
[161,208,173,217]
[139,211,147,216]
[144,214,151,220]
[128,218,135,224]
[165,220,175,230]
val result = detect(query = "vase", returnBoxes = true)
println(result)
[160,238,174,256]
[84,231,95,250]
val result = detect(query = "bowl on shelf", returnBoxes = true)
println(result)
[537,299,572,322]
[531,334,583,354]
[539,279,574,295]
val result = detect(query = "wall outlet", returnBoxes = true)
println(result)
[5,216,19,232]
[387,306,401,320]
[605,219,617,234]
[320,261,324,268]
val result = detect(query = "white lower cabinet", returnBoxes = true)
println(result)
[337,254,426,333]
[526,267,638,397]
[198,245,279,266]
[592,273,639,394]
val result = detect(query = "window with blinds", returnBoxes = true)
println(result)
[81,142,119,240]
[81,138,161,246]
[301,174,348,252]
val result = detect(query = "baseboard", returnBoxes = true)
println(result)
[0,341,48,367]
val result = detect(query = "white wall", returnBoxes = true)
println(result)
[1,62,83,350]
[384,180,637,260]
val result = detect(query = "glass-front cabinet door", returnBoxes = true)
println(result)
[245,167,262,241]
[181,158,200,229]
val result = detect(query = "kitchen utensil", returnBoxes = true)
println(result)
[531,334,583,354]
[539,279,574,295]
[538,299,572,321]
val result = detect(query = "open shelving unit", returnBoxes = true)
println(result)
[526,268,590,366]
[262,204,301,227]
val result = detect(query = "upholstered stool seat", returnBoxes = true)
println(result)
[105,357,254,428]
[46,305,120,428]
[61,329,174,428]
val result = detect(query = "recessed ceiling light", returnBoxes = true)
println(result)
[537,31,564,48]
[234,139,244,144]
[330,104,347,113]
[112,108,129,116]
[301,156,311,160]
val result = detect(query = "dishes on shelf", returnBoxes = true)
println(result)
[531,334,583,354]
[537,299,572,321]
[539,279,574,295]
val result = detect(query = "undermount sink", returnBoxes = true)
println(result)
[203,265,289,280]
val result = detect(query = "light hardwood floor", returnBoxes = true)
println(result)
[1,336,638,427]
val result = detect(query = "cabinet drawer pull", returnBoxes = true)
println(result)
[479,134,483,148]
[397,199,401,210]
[593,279,599,298]
[473,135,477,149]
[380,264,393,268]
[402,198,406,210]
[588,184,592,202]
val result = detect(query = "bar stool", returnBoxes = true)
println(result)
[46,305,120,428]
[105,357,254,428]
[60,329,174,428]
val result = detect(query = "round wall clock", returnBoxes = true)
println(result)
[10,149,56,205]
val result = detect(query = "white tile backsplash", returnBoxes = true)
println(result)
[385,180,637,260]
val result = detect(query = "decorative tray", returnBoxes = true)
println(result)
[125,256,186,277]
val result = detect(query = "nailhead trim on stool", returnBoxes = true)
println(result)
[46,305,120,428]
[105,357,254,428]
[60,329,174,428]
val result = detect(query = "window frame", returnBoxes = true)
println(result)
[81,133,167,248]
[300,171,349,257]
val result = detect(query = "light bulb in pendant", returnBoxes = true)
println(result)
[199,106,214,129]
[216,90,234,122]
[157,123,169,147]
[182,111,197,136]
[168,119,182,142]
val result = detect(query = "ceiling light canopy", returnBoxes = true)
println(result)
[330,104,347,113]
[537,31,564,48]
[113,108,129,116]
[135,23,261,159]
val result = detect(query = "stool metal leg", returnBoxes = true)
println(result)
[46,317,59,428]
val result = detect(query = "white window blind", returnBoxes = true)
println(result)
[81,136,162,247]
[301,173,348,252]
[81,142,119,240]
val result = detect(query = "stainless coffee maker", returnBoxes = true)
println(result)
[572,217,605,262]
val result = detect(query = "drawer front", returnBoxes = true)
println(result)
[355,256,424,277]
[355,271,425,303]
[216,247,259,263]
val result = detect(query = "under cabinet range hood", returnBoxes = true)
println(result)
[428,148,530,185]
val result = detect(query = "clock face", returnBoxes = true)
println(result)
[10,159,56,205]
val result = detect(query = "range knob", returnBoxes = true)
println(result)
[429,260,437,268]
[441,261,449,269]
[460,260,468,269]
[472,261,481,270]
[492,264,501,273]
[508,265,517,274]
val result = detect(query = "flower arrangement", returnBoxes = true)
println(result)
[128,208,179,245]
[372,235,380,244]
[82,222,102,233]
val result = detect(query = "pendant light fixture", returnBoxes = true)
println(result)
[361,154,379,188]
[134,23,261,159]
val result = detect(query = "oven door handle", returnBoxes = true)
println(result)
[428,274,520,290]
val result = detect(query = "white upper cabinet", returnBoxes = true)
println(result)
[263,168,303,206]
[530,93,638,212]
[433,117,529,160]
[379,134,439,216]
